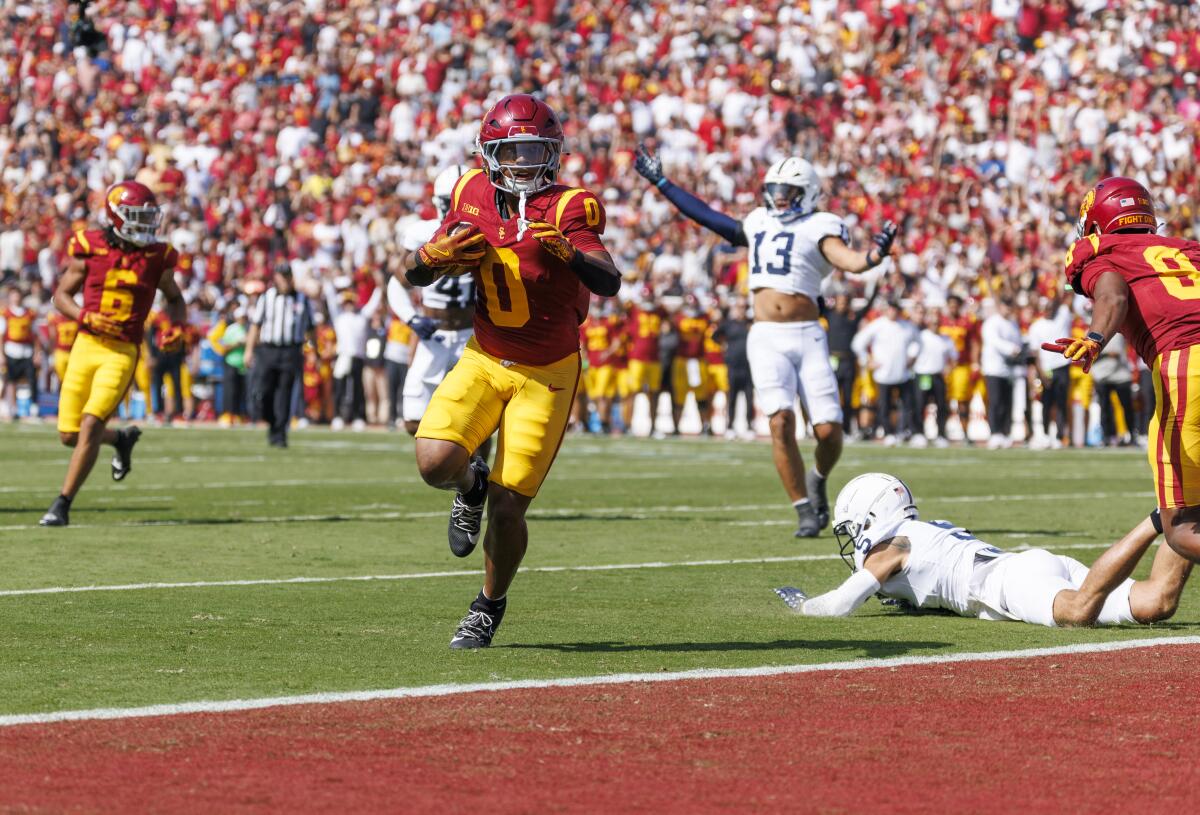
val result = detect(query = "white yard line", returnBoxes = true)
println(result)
[0,542,1114,599]
[0,635,1194,729]
[0,490,1156,532]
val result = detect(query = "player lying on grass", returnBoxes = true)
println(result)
[774,473,1192,627]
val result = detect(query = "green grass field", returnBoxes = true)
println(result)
[0,423,1194,716]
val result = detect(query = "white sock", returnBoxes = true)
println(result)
[793,498,811,509]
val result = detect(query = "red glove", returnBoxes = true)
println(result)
[82,311,122,338]
[1041,334,1103,373]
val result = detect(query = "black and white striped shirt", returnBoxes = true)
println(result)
[252,288,314,346]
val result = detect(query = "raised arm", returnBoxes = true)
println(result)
[634,144,747,247]
[820,221,898,274]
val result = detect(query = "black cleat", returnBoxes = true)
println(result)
[111,426,142,481]
[794,502,821,538]
[39,496,71,527]
[450,596,506,649]
[448,457,489,558]
[806,469,830,530]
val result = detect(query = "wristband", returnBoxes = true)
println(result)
[1085,331,1105,345]
[1151,508,1163,535]
[655,178,669,189]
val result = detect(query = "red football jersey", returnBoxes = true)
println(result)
[47,312,78,350]
[2,307,34,345]
[674,314,710,359]
[67,229,177,345]
[442,169,608,365]
[1067,232,1200,365]
[626,306,664,362]
[580,315,613,368]
[607,314,629,369]
[703,323,725,366]
[938,314,978,359]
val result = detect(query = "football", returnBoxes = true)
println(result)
[440,221,484,276]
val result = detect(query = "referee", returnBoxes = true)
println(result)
[244,265,314,448]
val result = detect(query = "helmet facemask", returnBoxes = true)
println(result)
[478,137,561,196]
[762,181,816,221]
[112,202,163,246]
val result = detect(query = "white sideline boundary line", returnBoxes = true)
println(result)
[0,542,1113,598]
[1,635,1195,729]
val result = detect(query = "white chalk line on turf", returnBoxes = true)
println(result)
[0,542,1113,599]
[0,490,1157,532]
[1,635,1195,729]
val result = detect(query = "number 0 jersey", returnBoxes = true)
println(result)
[1067,231,1200,365]
[400,217,475,310]
[742,208,849,300]
[441,169,607,366]
[67,228,177,345]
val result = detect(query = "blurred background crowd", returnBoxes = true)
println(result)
[0,0,1196,446]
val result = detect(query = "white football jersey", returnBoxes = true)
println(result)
[399,217,475,310]
[854,517,1005,616]
[741,208,849,300]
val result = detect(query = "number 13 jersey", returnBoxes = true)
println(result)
[443,169,608,366]
[741,208,849,301]
[1066,231,1200,365]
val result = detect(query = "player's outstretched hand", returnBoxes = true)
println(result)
[873,223,902,258]
[407,315,438,340]
[1040,335,1101,373]
[417,224,486,268]
[774,586,809,613]
[82,311,122,338]
[634,143,664,185]
[526,220,577,263]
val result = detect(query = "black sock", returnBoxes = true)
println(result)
[58,493,72,506]
[463,464,488,505]
[474,591,506,614]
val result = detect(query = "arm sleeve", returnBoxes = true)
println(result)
[387,277,416,322]
[800,570,882,617]
[657,180,747,247]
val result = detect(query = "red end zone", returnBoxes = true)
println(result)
[1,646,1197,813]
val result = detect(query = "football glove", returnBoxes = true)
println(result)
[407,315,438,341]
[527,220,577,263]
[82,311,122,338]
[1041,333,1103,374]
[416,225,486,269]
[773,586,809,613]
[868,221,898,266]
[634,143,665,186]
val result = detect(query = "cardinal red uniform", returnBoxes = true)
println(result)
[939,313,980,404]
[672,312,711,406]
[1066,231,1200,507]
[626,305,664,393]
[58,228,178,433]
[581,313,617,399]
[46,311,79,382]
[415,168,608,496]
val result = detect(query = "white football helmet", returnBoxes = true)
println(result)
[832,473,919,571]
[433,164,471,219]
[762,157,821,220]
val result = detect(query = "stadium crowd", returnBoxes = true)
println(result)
[1,0,1197,446]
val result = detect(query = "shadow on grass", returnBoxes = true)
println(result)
[499,639,951,657]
